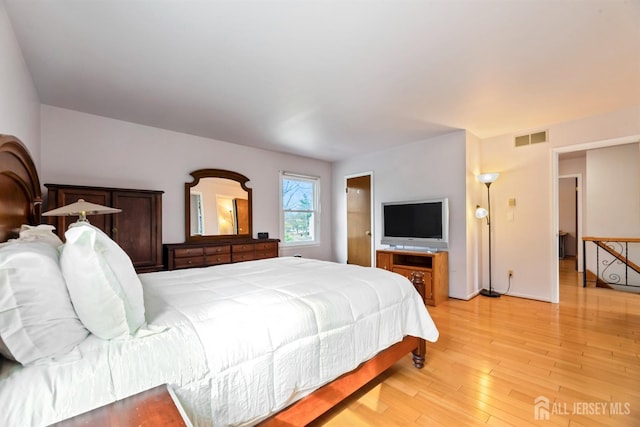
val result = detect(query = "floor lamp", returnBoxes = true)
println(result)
[476,172,500,297]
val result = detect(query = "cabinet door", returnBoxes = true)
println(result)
[112,191,162,271]
[391,266,416,282]
[376,252,392,270]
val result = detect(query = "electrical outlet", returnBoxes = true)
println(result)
[508,269,513,277]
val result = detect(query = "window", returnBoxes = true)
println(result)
[280,172,320,246]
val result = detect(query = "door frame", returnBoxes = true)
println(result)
[345,171,374,267]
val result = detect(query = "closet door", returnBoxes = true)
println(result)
[112,191,163,273]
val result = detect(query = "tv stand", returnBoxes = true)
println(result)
[376,249,449,306]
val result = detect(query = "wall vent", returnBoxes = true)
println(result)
[515,130,548,147]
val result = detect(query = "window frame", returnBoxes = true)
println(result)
[279,171,321,247]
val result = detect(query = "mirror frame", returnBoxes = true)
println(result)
[185,169,253,242]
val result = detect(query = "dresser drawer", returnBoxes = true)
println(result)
[205,253,232,265]
[174,255,206,269]
[232,252,256,262]
[205,245,230,255]
[255,248,278,259]
[174,247,204,258]
[254,242,277,251]
[232,244,255,253]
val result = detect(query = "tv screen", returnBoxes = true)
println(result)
[381,198,449,250]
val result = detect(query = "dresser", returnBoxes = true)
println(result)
[164,239,279,270]
[45,184,164,273]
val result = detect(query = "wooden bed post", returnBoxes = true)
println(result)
[410,271,427,368]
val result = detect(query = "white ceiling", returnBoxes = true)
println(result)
[5,0,640,162]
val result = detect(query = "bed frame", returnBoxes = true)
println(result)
[0,135,42,242]
[0,134,427,426]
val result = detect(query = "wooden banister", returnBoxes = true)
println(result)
[583,236,640,243]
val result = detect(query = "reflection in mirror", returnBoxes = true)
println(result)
[185,169,252,242]
[189,192,204,235]
[190,178,248,236]
[215,196,234,235]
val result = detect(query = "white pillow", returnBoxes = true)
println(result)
[18,224,64,248]
[60,223,146,340]
[0,241,88,364]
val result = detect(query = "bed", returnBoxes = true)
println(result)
[0,135,439,426]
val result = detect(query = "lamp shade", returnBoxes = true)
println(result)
[477,173,500,184]
[43,199,121,222]
[475,207,488,219]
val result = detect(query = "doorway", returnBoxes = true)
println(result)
[558,176,579,271]
[346,173,373,266]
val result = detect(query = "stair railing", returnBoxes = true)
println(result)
[582,237,640,289]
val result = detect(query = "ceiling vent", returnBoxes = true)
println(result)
[515,130,548,147]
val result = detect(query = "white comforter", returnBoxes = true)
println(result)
[0,257,438,426]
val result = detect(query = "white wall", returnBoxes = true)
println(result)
[332,130,473,299]
[40,106,334,260]
[586,143,640,237]
[465,131,483,298]
[582,143,640,286]
[480,132,552,300]
[0,1,40,166]
[481,106,640,302]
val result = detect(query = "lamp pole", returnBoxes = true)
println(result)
[480,181,500,297]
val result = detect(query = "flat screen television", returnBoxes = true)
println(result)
[381,198,449,250]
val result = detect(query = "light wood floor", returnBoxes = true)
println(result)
[311,259,640,426]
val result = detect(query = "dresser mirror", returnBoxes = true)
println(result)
[185,169,252,242]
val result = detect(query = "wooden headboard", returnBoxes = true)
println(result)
[0,135,42,243]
